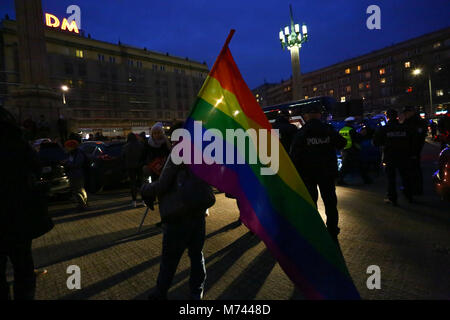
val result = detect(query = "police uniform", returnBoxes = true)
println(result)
[290,113,347,239]
[403,108,427,195]
[373,112,413,204]
[337,119,372,185]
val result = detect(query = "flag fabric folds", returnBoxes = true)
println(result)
[182,30,360,299]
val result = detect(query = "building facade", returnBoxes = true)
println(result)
[0,17,209,137]
[253,27,450,115]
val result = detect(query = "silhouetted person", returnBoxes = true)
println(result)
[373,109,414,205]
[0,107,53,300]
[122,133,145,207]
[290,104,347,241]
[63,140,88,211]
[402,106,427,195]
[272,114,298,152]
[337,117,372,185]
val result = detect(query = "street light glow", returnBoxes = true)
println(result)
[61,85,69,91]
[412,68,422,76]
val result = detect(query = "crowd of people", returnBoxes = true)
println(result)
[1,103,448,300]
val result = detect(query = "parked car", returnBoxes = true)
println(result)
[36,141,71,197]
[79,140,128,193]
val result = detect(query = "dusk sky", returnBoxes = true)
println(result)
[1,0,449,89]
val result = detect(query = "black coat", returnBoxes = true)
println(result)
[0,123,53,247]
[290,119,347,178]
[272,117,298,152]
[403,114,427,155]
[373,119,414,163]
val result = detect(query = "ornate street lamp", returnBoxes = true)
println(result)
[279,4,309,100]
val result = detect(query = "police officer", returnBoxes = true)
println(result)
[290,104,347,241]
[373,109,413,205]
[337,117,372,185]
[272,113,298,152]
[402,106,427,195]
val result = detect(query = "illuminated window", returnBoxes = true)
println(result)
[313,87,317,92]
[357,65,361,71]
[304,95,309,99]
[345,68,350,74]
[433,42,441,49]
[329,89,334,95]
[75,49,83,58]
[256,94,259,98]
[436,89,443,96]
[340,96,346,102]
[380,78,386,84]
[346,86,351,93]
[358,83,364,89]
[404,61,411,68]
[379,68,385,75]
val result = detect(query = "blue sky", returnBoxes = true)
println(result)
[1,0,449,88]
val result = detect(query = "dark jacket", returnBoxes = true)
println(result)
[141,157,206,224]
[373,119,413,163]
[403,114,427,155]
[122,140,145,169]
[144,141,171,164]
[0,122,53,247]
[272,117,298,152]
[290,119,347,177]
[65,148,87,180]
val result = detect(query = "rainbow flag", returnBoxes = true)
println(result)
[183,30,360,299]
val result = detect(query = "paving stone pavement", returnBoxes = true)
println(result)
[6,143,449,300]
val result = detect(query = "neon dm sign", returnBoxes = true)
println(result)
[45,13,79,33]
[44,5,81,34]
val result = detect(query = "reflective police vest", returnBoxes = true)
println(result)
[339,126,353,150]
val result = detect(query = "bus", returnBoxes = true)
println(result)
[262,96,337,128]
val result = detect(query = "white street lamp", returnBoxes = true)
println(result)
[278,4,309,100]
[61,85,69,104]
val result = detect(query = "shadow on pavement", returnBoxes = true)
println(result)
[133,231,261,300]
[35,226,162,269]
[59,254,162,300]
[216,248,276,300]
[52,202,135,224]
[206,220,243,240]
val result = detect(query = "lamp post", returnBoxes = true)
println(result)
[61,85,69,105]
[412,68,433,117]
[279,4,308,101]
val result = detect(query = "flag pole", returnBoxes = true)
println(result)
[209,29,235,76]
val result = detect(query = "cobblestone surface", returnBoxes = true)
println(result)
[7,143,449,300]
